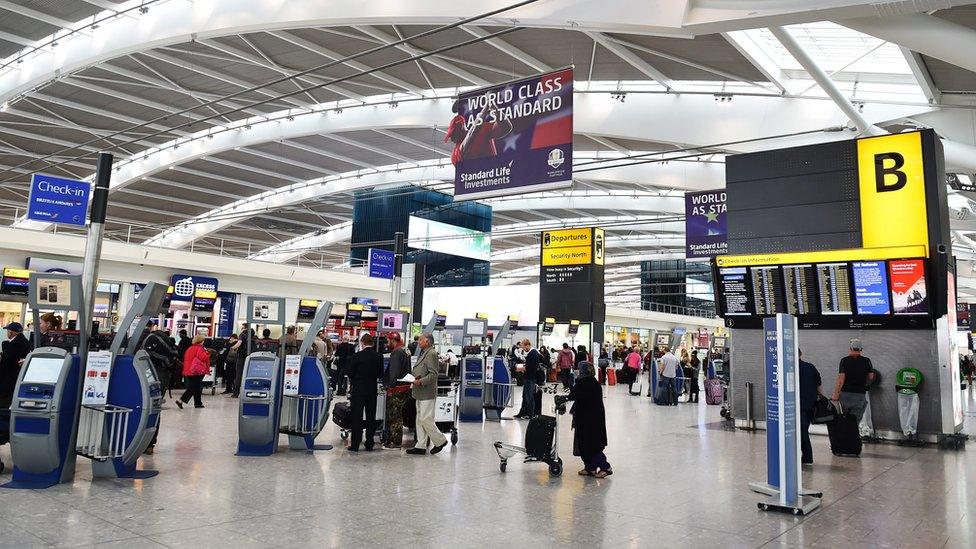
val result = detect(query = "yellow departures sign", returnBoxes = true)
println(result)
[541,227,604,266]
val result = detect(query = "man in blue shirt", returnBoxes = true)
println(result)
[798,349,823,465]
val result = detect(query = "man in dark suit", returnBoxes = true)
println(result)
[346,333,384,452]
[515,339,541,419]
[0,322,32,409]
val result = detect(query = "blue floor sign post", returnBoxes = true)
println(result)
[749,313,821,516]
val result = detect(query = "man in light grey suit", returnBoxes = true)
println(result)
[406,333,448,456]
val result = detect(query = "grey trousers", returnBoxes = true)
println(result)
[839,391,867,423]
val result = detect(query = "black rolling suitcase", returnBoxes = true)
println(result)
[332,401,352,430]
[525,415,556,460]
[827,413,862,456]
[0,408,9,473]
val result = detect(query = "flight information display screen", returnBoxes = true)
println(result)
[718,267,752,316]
[852,261,891,315]
[751,266,783,315]
[715,257,931,329]
[817,263,853,315]
[783,264,817,315]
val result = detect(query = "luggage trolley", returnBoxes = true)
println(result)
[493,386,566,476]
[435,379,460,445]
[335,383,387,443]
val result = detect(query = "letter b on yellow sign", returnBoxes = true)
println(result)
[857,132,928,254]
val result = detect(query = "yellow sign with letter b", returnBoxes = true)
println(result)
[856,132,929,255]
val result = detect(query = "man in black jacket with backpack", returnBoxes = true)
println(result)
[798,349,823,465]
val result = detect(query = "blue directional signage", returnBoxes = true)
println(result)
[367,248,395,279]
[27,174,90,226]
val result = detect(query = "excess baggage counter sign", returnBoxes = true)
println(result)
[451,68,573,201]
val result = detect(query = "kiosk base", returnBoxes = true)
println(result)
[120,469,159,480]
[2,476,59,490]
[484,407,510,422]
[749,481,823,499]
[757,495,821,516]
[287,434,332,451]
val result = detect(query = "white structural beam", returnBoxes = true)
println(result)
[0,0,74,29]
[493,236,683,262]
[248,222,353,262]
[460,26,552,72]
[900,47,940,105]
[839,13,976,77]
[0,30,34,47]
[721,31,789,94]
[269,31,421,94]
[584,31,674,91]
[768,26,884,136]
[356,25,489,86]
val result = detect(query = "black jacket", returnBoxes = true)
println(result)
[567,376,608,457]
[0,333,32,405]
[524,348,540,378]
[335,342,355,368]
[347,347,383,396]
[386,347,411,386]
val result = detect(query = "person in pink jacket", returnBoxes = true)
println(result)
[557,343,576,390]
[177,335,210,409]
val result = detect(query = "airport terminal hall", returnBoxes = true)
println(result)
[5,1,976,548]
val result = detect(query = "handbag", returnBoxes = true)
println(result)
[811,395,837,424]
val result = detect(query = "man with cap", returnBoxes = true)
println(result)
[832,338,875,423]
[0,322,31,409]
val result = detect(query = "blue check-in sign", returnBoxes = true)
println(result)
[27,174,90,226]
[368,248,395,279]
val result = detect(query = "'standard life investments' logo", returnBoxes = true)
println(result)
[547,148,564,169]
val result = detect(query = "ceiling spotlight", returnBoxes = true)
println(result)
[334,108,343,114]
[0,101,7,112]
[389,101,399,109]
[243,124,251,130]
[610,92,627,103]
[139,6,149,14]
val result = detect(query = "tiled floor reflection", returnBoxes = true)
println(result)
[1,383,974,548]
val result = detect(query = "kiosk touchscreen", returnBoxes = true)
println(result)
[237,352,284,456]
[5,348,81,489]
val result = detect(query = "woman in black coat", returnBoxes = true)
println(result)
[566,361,612,478]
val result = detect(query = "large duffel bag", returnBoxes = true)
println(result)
[332,401,351,430]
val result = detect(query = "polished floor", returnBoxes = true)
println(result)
[1,382,975,549]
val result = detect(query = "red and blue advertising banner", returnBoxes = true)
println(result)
[685,189,727,259]
[449,68,573,201]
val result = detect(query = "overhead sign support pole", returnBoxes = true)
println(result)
[391,232,404,311]
[80,152,112,371]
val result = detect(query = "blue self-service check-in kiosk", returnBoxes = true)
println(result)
[6,348,81,488]
[82,281,169,479]
[4,273,87,489]
[237,353,283,455]
[278,301,333,452]
[237,296,286,456]
[459,317,488,423]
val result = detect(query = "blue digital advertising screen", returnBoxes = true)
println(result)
[852,261,891,315]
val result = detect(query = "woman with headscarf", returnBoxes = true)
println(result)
[565,361,612,478]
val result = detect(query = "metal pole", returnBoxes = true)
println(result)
[81,152,112,357]
[391,231,404,309]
